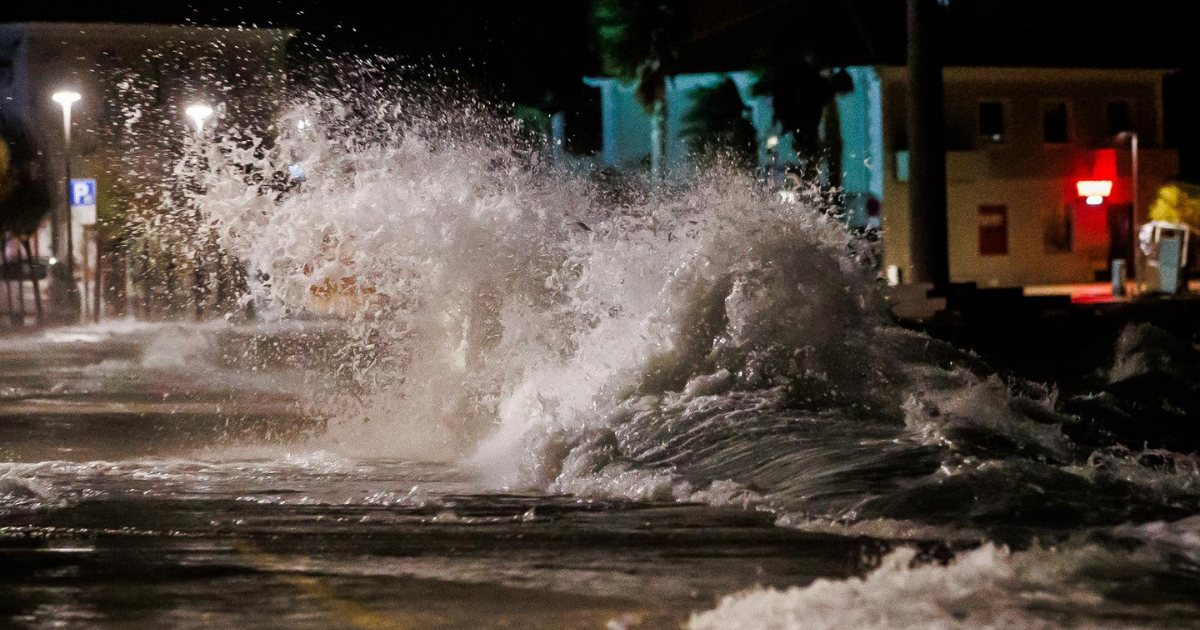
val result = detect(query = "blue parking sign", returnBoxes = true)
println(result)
[70,179,96,207]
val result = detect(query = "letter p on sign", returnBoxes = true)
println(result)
[70,179,96,207]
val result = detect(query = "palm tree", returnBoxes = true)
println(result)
[752,58,854,190]
[592,0,688,185]
[680,76,757,170]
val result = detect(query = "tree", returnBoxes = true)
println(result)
[0,114,51,324]
[680,76,757,170]
[0,117,46,235]
[752,58,853,190]
[592,0,688,185]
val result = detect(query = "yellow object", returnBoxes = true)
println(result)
[0,139,10,182]
[1149,182,1200,230]
[0,139,11,200]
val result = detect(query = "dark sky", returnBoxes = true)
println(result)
[4,1,600,105]
[9,1,1200,173]
[7,1,1200,94]
[8,0,1200,144]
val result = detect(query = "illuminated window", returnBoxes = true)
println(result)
[1043,101,1070,144]
[979,101,1004,143]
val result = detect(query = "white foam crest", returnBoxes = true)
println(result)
[0,473,62,513]
[0,453,361,481]
[903,373,1072,461]
[1076,447,1200,503]
[687,540,1189,630]
[177,80,1147,525]
[189,92,873,487]
[774,512,988,543]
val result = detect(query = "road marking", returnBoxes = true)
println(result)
[232,538,413,630]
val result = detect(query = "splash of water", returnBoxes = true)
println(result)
[119,65,1199,538]
[186,82,887,473]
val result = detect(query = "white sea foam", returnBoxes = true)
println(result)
[687,536,1199,630]
[690,545,1033,630]
[903,374,1072,461]
[123,71,1200,535]
[184,88,887,489]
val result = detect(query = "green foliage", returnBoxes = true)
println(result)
[681,77,757,169]
[512,104,552,138]
[591,0,688,111]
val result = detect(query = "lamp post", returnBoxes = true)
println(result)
[1117,131,1139,224]
[1117,131,1140,286]
[184,104,213,319]
[52,91,81,317]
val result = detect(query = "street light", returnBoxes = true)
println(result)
[1117,131,1140,284]
[185,103,214,135]
[52,90,81,317]
[1117,131,1139,223]
[183,103,214,319]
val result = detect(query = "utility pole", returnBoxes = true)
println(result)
[906,0,950,289]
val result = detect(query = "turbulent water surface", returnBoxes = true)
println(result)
[4,76,1200,629]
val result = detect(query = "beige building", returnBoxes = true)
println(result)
[0,22,292,320]
[589,64,1177,289]
[878,67,1178,288]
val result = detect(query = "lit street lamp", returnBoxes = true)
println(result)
[183,103,214,319]
[185,103,214,135]
[52,90,81,319]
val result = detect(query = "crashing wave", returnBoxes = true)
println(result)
[152,68,1200,537]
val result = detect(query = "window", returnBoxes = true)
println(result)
[1106,101,1133,136]
[979,205,1008,256]
[1044,205,1073,254]
[979,101,1005,142]
[1043,101,1070,143]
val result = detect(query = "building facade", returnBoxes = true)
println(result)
[0,22,292,321]
[877,66,1176,288]
[588,66,1178,288]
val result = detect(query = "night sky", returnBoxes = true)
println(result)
[8,0,1200,172]
[6,1,1198,96]
[4,2,599,103]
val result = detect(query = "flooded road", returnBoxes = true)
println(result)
[5,322,1200,630]
[0,323,879,630]
[6,92,1200,628]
